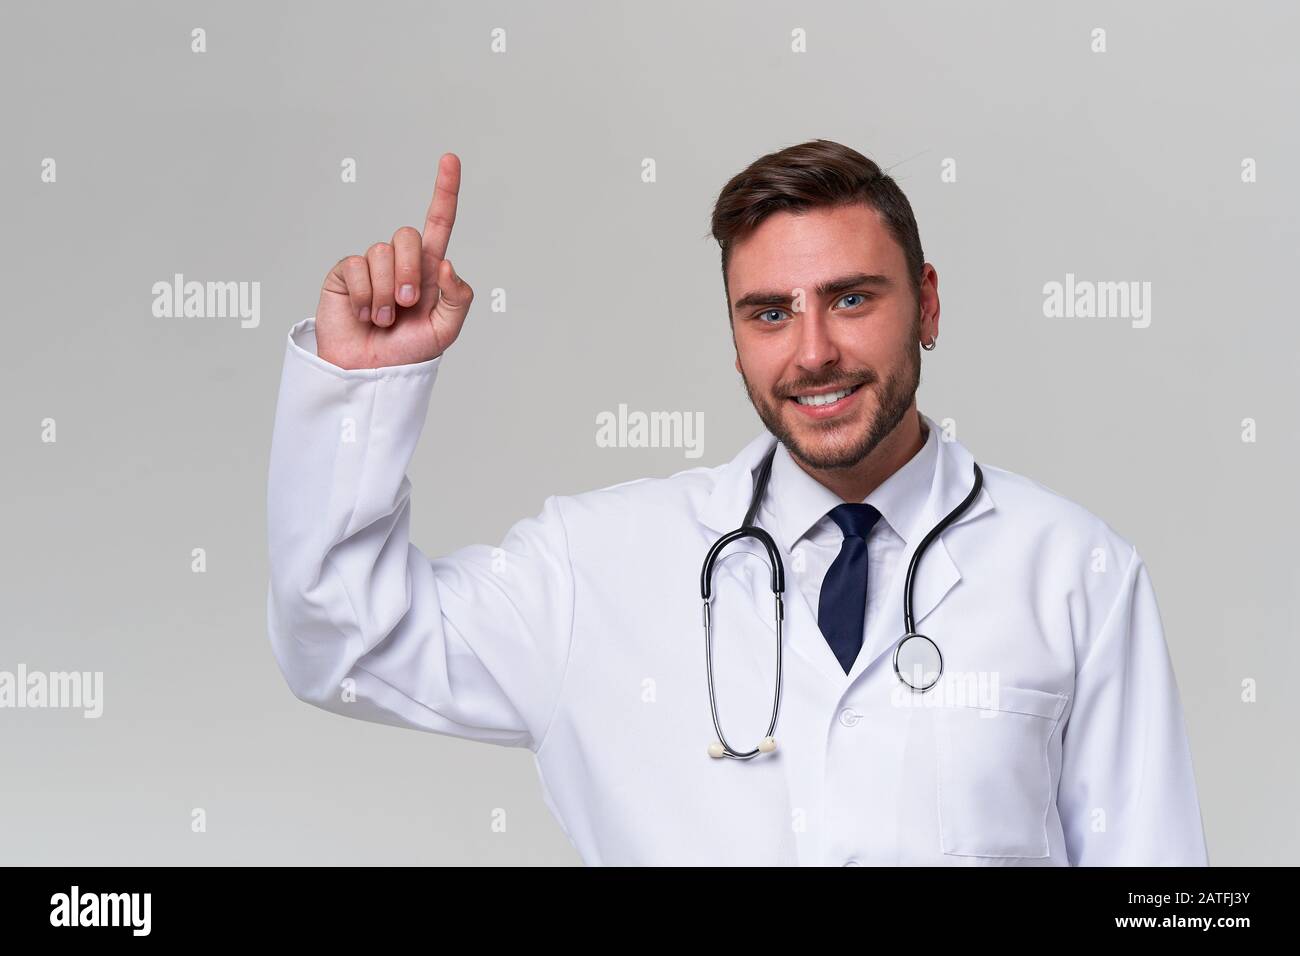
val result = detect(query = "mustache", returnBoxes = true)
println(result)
[775,372,873,398]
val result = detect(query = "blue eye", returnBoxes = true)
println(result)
[837,293,867,308]
[757,309,786,323]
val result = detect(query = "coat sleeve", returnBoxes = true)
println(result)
[265,317,576,751]
[1056,544,1209,865]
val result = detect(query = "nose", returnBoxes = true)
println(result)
[794,307,840,374]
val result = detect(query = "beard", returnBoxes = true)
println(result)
[740,313,922,471]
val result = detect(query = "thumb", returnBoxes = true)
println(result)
[430,257,473,349]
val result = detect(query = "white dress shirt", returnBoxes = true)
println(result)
[756,419,938,661]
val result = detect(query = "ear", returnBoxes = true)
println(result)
[918,264,940,342]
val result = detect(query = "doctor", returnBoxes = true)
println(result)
[267,140,1209,866]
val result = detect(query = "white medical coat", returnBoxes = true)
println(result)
[267,317,1210,866]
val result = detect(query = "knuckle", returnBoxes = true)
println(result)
[367,241,391,258]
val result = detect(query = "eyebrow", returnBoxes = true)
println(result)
[732,272,894,315]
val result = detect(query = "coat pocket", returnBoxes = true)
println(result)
[935,684,1067,859]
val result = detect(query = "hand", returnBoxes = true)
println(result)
[314,153,474,369]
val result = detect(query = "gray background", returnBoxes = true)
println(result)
[2,0,1296,865]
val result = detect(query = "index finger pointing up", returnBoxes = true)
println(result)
[422,152,461,263]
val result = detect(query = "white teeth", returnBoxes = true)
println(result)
[794,386,855,407]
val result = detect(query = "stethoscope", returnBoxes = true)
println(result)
[699,441,984,760]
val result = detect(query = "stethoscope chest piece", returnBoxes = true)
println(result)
[892,632,943,692]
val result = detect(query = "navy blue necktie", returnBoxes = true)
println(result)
[818,503,882,674]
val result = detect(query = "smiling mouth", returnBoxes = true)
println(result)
[790,384,862,407]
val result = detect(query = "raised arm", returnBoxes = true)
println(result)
[265,155,576,750]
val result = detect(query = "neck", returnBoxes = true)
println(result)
[796,407,927,503]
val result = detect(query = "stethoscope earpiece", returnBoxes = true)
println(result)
[700,442,984,760]
[708,736,777,759]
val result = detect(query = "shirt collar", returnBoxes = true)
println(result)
[765,413,939,551]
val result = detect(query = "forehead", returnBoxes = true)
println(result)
[727,203,903,297]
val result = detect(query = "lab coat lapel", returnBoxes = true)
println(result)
[696,433,790,685]
[697,431,778,536]
[705,530,839,690]
[697,432,854,688]
[846,425,996,685]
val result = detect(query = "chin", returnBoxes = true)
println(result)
[786,425,869,470]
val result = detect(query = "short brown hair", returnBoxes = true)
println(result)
[709,139,925,318]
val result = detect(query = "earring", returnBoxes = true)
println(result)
[921,337,937,351]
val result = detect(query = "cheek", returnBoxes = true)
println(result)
[846,324,912,368]
[735,336,782,382]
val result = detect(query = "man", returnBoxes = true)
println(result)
[266,140,1208,866]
